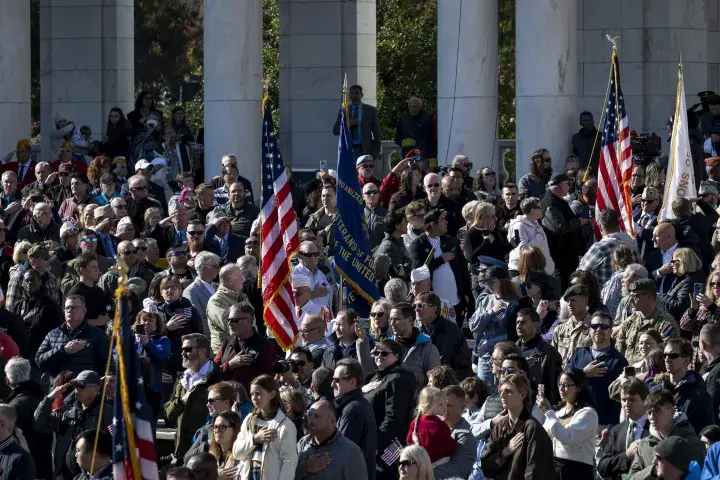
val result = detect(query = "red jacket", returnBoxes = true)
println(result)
[406,414,457,463]
[2,161,36,188]
[0,331,20,361]
[49,159,87,175]
[213,333,276,392]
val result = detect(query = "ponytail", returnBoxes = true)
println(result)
[412,412,421,445]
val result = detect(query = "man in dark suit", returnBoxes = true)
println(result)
[598,377,651,480]
[646,222,678,293]
[204,210,246,264]
[632,187,660,262]
[2,139,37,189]
[408,209,471,326]
[333,84,381,159]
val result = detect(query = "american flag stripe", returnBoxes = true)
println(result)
[261,99,300,349]
[596,49,634,238]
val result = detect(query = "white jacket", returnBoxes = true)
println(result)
[506,216,555,274]
[543,406,599,465]
[233,410,298,480]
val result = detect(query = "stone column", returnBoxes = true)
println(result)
[204,0,263,188]
[279,0,377,169]
[437,0,498,169]
[40,0,134,160]
[0,1,31,151]
[516,0,579,177]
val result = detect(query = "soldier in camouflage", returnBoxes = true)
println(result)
[615,278,680,364]
[552,284,593,364]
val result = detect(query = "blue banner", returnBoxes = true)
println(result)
[333,107,379,317]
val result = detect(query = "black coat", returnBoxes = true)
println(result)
[363,363,417,451]
[597,418,651,480]
[204,224,246,264]
[658,370,715,434]
[408,234,471,304]
[517,334,563,406]
[5,381,53,479]
[700,356,720,424]
[10,292,62,356]
[335,388,378,480]
[426,316,472,380]
[0,309,31,360]
[541,192,582,273]
[157,298,204,374]
[646,249,678,292]
[423,195,463,237]
[659,271,705,320]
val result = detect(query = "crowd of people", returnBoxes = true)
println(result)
[3,89,720,480]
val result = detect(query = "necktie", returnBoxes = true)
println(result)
[220,237,228,260]
[626,420,636,449]
[18,165,24,181]
[102,235,115,258]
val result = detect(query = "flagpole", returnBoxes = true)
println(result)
[89,312,117,477]
[258,78,270,290]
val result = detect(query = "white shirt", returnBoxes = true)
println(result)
[182,360,213,391]
[659,243,678,293]
[293,264,333,309]
[427,236,460,306]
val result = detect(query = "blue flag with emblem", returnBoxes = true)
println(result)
[333,107,379,317]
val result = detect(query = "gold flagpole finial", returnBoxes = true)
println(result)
[605,33,620,50]
[262,76,271,112]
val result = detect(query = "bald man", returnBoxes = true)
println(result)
[440,175,467,210]
[648,222,679,293]
[395,96,436,159]
[293,240,334,310]
[423,173,462,237]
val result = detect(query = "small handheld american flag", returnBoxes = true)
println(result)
[380,438,403,467]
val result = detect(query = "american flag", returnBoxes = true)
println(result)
[596,48,634,238]
[380,438,403,466]
[260,98,300,349]
[112,287,159,480]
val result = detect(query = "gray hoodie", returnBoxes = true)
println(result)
[296,430,368,480]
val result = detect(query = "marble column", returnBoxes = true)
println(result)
[437,0,498,169]
[40,0,134,160]
[516,0,578,177]
[204,0,262,188]
[279,0,377,169]
[0,1,31,151]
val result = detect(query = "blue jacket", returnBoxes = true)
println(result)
[567,346,628,425]
[136,335,171,392]
[702,442,720,480]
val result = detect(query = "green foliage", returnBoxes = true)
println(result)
[498,0,516,139]
[376,0,437,141]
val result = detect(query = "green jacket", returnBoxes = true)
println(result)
[627,413,703,480]
[164,361,224,460]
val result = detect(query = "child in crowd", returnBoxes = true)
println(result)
[407,387,457,466]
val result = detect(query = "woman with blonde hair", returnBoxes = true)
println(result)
[370,299,393,340]
[406,387,456,465]
[463,201,511,296]
[681,270,720,360]
[398,445,434,480]
[457,199,480,251]
[278,386,306,436]
[233,375,297,480]
[208,411,243,477]
[660,247,705,319]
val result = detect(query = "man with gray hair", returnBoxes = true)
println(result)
[4,357,52,479]
[92,204,116,259]
[395,96,435,160]
[184,251,222,337]
[17,201,61,244]
[206,264,248,352]
[0,403,35,479]
[383,277,408,304]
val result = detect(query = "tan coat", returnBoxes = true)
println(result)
[206,285,247,353]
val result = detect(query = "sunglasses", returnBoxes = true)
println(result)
[188,231,204,236]
[371,350,392,357]
[664,353,682,359]
[170,251,189,257]
[130,185,148,191]
[207,398,226,404]
[711,282,720,287]
[291,360,307,367]
[300,251,319,257]
[81,237,98,243]
[228,316,251,324]
[499,367,517,375]
[398,460,417,468]
[181,346,195,353]
[589,324,612,331]
[408,157,422,163]
[364,190,379,195]
[425,183,440,188]
[483,172,496,177]
[414,303,428,310]
[121,250,138,255]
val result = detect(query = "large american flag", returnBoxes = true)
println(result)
[596,49,634,237]
[112,287,159,480]
[260,99,300,349]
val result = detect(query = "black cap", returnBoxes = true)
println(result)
[479,265,509,281]
[628,278,656,294]
[655,437,697,473]
[562,284,589,301]
[525,272,560,301]
[548,172,571,187]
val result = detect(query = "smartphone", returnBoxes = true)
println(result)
[694,283,704,296]
[319,160,328,172]
[513,230,520,245]
[624,366,636,376]
[136,324,146,335]
[357,318,370,331]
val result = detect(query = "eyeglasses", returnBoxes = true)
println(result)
[120,250,138,255]
[213,424,232,433]
[371,350,392,357]
[181,346,195,353]
[558,382,576,389]
[664,352,682,359]
[300,251,319,257]
[81,237,98,243]
[425,183,440,188]
[398,460,417,468]
[228,316,251,324]
[369,311,386,318]
[589,324,612,331]
[499,367,517,375]
[188,231,204,236]
[299,327,320,335]
[170,251,189,257]
[364,190,379,195]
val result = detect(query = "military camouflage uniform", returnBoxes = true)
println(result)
[616,307,680,364]
[552,315,592,365]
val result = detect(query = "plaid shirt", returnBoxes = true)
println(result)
[578,233,640,287]
[6,264,60,311]
[680,303,720,361]
[601,269,625,317]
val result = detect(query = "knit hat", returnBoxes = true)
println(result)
[59,221,79,238]
[58,163,74,173]
[126,277,147,296]
[100,173,115,185]
[410,265,431,283]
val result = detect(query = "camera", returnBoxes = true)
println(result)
[630,132,662,165]
[272,360,298,374]
[136,324,146,335]
[146,119,158,129]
